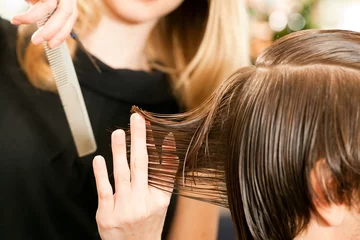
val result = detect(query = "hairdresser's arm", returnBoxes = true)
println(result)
[93,114,174,240]
[11,0,77,49]
[167,193,220,240]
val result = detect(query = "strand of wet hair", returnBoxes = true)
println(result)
[125,108,230,208]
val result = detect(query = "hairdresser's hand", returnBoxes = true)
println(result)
[11,0,78,48]
[93,114,174,240]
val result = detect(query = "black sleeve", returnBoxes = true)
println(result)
[0,17,18,61]
[0,17,17,37]
[0,17,19,86]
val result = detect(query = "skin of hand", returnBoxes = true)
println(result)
[93,113,175,240]
[11,0,78,48]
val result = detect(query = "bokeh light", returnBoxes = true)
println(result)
[269,11,288,32]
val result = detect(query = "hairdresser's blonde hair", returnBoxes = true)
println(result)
[17,0,250,109]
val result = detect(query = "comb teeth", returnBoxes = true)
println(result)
[37,15,97,157]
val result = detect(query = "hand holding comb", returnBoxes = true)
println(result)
[37,13,97,157]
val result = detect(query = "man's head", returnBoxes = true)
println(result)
[225,29,360,239]
[132,29,360,239]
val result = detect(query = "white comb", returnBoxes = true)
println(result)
[37,14,97,157]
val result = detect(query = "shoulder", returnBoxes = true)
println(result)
[0,17,18,75]
[0,17,17,51]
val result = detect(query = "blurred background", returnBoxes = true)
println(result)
[247,0,360,61]
[1,0,360,239]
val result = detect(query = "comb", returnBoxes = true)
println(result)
[37,14,97,157]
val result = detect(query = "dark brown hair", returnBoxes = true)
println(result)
[128,29,360,239]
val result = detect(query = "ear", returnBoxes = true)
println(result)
[310,163,346,227]
[314,201,346,227]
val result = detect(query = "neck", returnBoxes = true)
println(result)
[294,218,351,240]
[82,13,157,70]
[295,220,330,240]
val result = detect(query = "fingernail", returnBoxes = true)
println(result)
[136,113,142,120]
[32,35,45,45]
[11,19,21,25]
[49,40,60,49]
[133,113,143,121]
[93,156,103,167]
[112,130,124,144]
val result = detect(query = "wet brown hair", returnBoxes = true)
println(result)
[128,29,360,239]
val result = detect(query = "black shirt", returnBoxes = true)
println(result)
[0,17,179,240]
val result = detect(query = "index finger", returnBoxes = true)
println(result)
[130,113,149,191]
[111,129,131,195]
[93,156,114,214]
[12,0,57,25]
[36,0,75,44]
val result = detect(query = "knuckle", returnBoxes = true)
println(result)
[47,1,58,11]
[50,36,64,45]
[134,163,147,172]
[115,172,130,183]
[96,214,114,229]
[137,212,151,222]
[98,189,112,200]
[115,209,151,227]
[19,16,32,24]
[41,29,55,41]
[117,216,134,226]
[158,198,171,209]
[116,215,140,228]
[98,221,113,230]
[134,208,151,222]
[54,5,73,18]
[54,36,66,44]
[133,157,148,171]
[63,9,73,18]
[155,200,170,213]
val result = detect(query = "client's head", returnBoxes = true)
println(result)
[225,30,360,240]
[133,29,360,240]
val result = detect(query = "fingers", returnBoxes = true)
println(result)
[93,156,114,215]
[46,10,77,48]
[130,113,149,191]
[12,0,57,25]
[37,0,77,48]
[111,130,131,195]
[12,0,78,48]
